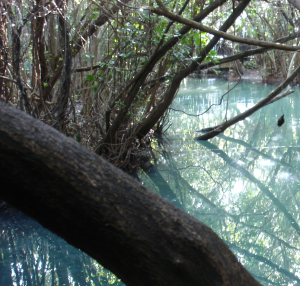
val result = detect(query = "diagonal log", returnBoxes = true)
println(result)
[0,101,262,286]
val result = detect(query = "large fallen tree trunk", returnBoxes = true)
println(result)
[0,101,261,286]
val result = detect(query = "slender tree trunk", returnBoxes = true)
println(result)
[136,0,252,139]
[97,0,227,150]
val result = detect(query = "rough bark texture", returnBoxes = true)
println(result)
[0,102,262,286]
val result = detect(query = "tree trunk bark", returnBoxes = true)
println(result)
[0,102,261,286]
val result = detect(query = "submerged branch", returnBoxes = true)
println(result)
[227,242,300,283]
[195,63,300,140]
[170,77,242,118]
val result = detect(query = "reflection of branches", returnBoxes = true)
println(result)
[227,242,300,284]
[199,141,300,236]
[7,230,22,285]
[1,205,121,286]
[219,134,294,171]
[160,163,224,192]
[156,144,298,254]
[236,220,300,251]
[155,147,234,217]
[251,273,281,286]
[220,135,300,200]
[172,167,239,221]
[267,150,289,191]
[169,77,241,117]
[141,149,182,209]
[288,184,300,212]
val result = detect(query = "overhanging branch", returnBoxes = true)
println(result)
[150,5,299,52]
[195,63,300,140]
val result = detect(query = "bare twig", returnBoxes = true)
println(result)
[169,76,242,117]
[0,75,17,84]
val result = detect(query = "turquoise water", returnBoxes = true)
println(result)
[0,205,125,286]
[2,77,300,285]
[142,77,300,285]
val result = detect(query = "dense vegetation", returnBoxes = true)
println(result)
[2,0,300,170]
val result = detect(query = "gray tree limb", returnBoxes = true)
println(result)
[196,63,300,140]
[151,4,299,51]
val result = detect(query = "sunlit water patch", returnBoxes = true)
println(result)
[148,77,300,286]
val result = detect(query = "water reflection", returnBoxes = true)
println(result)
[141,78,300,285]
[0,204,125,286]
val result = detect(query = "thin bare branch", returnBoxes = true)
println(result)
[196,63,300,140]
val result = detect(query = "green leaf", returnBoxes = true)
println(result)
[86,75,95,82]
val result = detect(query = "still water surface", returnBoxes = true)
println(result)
[2,78,300,285]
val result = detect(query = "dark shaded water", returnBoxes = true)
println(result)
[2,78,300,285]
[0,204,125,286]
